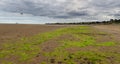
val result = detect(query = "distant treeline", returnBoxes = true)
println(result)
[46,19,120,25]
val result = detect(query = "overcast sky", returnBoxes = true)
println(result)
[0,0,120,24]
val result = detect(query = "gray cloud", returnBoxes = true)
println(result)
[0,0,120,21]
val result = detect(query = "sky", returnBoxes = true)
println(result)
[0,0,120,24]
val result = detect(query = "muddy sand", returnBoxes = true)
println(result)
[0,24,66,43]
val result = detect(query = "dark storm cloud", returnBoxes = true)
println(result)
[0,0,120,20]
[68,11,89,16]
